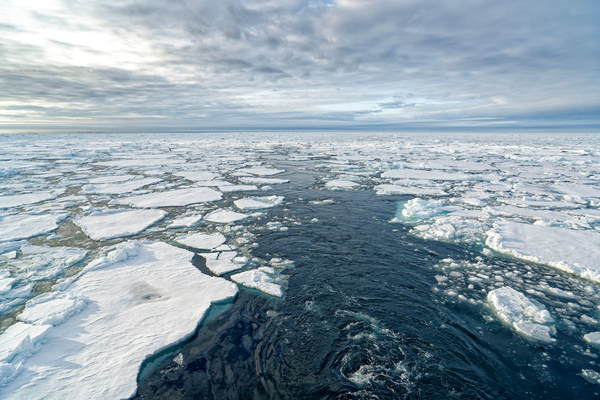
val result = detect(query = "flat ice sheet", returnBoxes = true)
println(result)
[375,185,447,196]
[1,242,238,399]
[80,178,162,194]
[218,185,258,193]
[204,209,250,224]
[175,171,218,182]
[382,169,495,181]
[239,177,289,185]
[175,232,227,250]
[111,187,222,208]
[0,213,66,242]
[231,270,283,297]
[74,209,167,241]
[0,190,66,209]
[486,221,600,282]
[325,180,358,189]
[234,196,284,210]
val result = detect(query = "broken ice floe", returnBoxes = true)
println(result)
[80,177,162,195]
[0,213,67,242]
[204,209,250,224]
[203,251,247,275]
[175,232,227,250]
[17,292,88,326]
[110,187,222,208]
[74,209,166,241]
[231,270,283,297]
[1,242,238,399]
[488,287,555,342]
[238,167,284,176]
[0,189,66,209]
[234,196,284,210]
[167,214,203,228]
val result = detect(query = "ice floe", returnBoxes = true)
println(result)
[1,242,238,399]
[167,214,203,228]
[203,251,247,275]
[111,187,222,208]
[238,167,284,176]
[0,213,67,242]
[325,180,359,190]
[74,209,167,241]
[234,196,284,210]
[204,209,250,224]
[17,292,88,326]
[486,221,600,282]
[80,177,162,194]
[488,287,555,342]
[175,232,227,250]
[0,190,66,209]
[231,270,283,297]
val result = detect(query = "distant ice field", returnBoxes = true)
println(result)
[0,131,599,399]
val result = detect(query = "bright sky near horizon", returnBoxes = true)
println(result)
[0,0,598,132]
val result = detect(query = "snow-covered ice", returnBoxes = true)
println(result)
[175,232,227,250]
[486,221,600,282]
[238,167,284,176]
[17,292,88,326]
[74,209,166,241]
[204,251,247,275]
[1,242,238,399]
[218,184,258,193]
[167,215,203,228]
[231,270,283,297]
[204,209,250,224]
[325,180,359,190]
[0,190,66,209]
[80,177,162,194]
[234,196,284,211]
[111,187,222,208]
[239,177,289,185]
[488,287,555,342]
[0,213,67,242]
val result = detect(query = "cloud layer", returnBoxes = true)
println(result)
[1,0,599,131]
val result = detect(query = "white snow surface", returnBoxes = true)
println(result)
[325,180,358,189]
[17,292,88,326]
[375,185,447,196]
[239,177,289,185]
[175,171,218,181]
[1,242,238,399]
[111,187,222,208]
[74,209,167,241]
[486,221,600,282]
[167,215,203,228]
[218,184,258,193]
[204,251,247,275]
[0,190,66,209]
[231,270,283,297]
[0,213,67,242]
[488,287,554,342]
[80,177,162,194]
[234,196,284,210]
[204,209,250,224]
[175,232,227,250]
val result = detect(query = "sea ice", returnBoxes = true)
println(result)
[234,196,284,211]
[325,180,358,189]
[1,242,238,399]
[238,167,284,176]
[584,332,600,346]
[80,177,162,194]
[167,215,203,228]
[0,322,53,363]
[175,232,227,250]
[488,287,554,342]
[204,251,247,275]
[110,187,222,208]
[74,209,166,241]
[486,221,600,282]
[375,185,447,196]
[175,171,218,182]
[0,213,67,242]
[218,185,258,193]
[17,292,88,326]
[87,175,136,184]
[204,209,250,224]
[14,246,88,281]
[239,177,289,185]
[382,169,491,181]
[231,270,283,297]
[0,190,66,209]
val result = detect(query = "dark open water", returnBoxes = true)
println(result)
[134,158,598,400]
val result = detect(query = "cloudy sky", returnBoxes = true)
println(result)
[1,0,599,132]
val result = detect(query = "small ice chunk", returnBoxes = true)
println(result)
[175,171,217,182]
[0,323,53,363]
[234,196,284,211]
[205,251,245,275]
[580,369,600,385]
[204,210,250,224]
[111,187,222,208]
[74,209,166,241]
[167,215,203,228]
[488,287,554,342]
[175,233,226,250]
[584,332,600,346]
[375,185,447,196]
[18,292,88,326]
[231,270,283,297]
[239,177,289,185]
[1,251,17,259]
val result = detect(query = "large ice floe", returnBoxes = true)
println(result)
[74,209,167,241]
[0,242,238,399]
[0,214,67,242]
[234,196,284,210]
[111,187,222,208]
